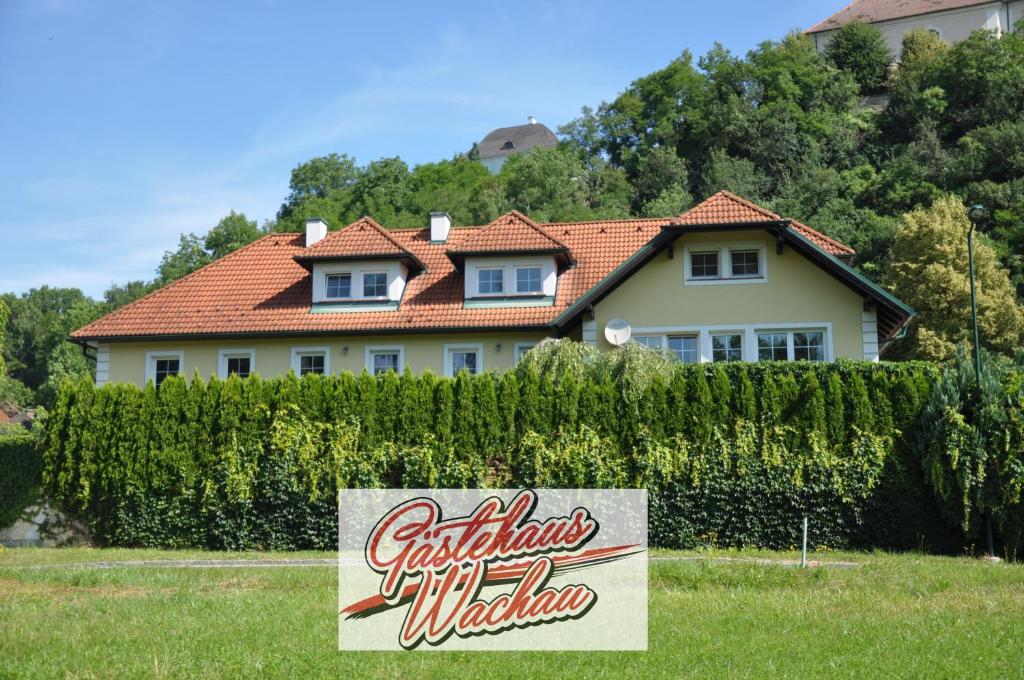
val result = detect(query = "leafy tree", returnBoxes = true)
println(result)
[886,195,1024,359]
[156,234,211,285]
[823,20,893,95]
[699,149,767,200]
[203,211,263,259]
[278,153,359,218]
[103,280,154,311]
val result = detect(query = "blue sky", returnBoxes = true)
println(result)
[0,0,839,298]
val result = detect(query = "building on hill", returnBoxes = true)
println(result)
[808,0,1024,55]
[476,117,558,173]
[70,192,913,386]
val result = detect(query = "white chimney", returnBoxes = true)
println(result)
[305,217,328,246]
[528,116,537,125]
[430,211,452,243]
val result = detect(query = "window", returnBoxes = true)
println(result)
[445,344,483,376]
[154,358,179,386]
[514,343,536,363]
[218,349,255,379]
[365,346,404,375]
[516,267,542,294]
[712,334,742,362]
[667,335,699,364]
[325,273,352,299]
[291,347,329,376]
[145,351,183,387]
[479,269,504,295]
[363,272,388,298]
[731,250,760,277]
[632,336,663,350]
[690,251,719,278]
[757,332,788,361]
[793,331,825,362]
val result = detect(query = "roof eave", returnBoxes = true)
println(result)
[293,252,427,273]
[446,248,575,271]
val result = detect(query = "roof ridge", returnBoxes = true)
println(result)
[712,190,781,220]
[71,232,289,338]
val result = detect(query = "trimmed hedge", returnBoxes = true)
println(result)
[42,343,970,551]
[0,430,42,528]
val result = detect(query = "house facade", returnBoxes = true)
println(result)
[70,192,912,387]
[476,118,558,174]
[808,0,1024,55]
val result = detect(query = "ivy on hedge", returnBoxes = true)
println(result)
[40,342,988,552]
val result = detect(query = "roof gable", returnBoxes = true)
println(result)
[300,217,410,259]
[807,0,994,33]
[674,190,780,225]
[446,210,574,268]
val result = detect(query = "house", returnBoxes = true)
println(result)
[69,192,912,387]
[476,118,558,174]
[808,0,1024,55]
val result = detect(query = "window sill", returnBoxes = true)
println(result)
[684,276,766,286]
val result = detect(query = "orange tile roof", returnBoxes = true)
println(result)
[300,216,413,260]
[673,190,781,225]
[448,210,571,255]
[71,193,856,340]
[807,0,993,33]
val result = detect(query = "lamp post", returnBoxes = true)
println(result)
[967,203,994,557]
[966,204,987,385]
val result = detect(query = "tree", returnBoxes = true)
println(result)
[823,20,893,95]
[203,211,262,259]
[699,149,767,200]
[278,153,359,217]
[885,195,1024,359]
[103,280,154,311]
[156,234,211,285]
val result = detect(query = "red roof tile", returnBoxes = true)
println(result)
[300,216,413,260]
[673,190,780,225]
[448,210,571,254]
[71,193,856,340]
[807,0,993,33]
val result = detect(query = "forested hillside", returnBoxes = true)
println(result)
[4,22,1024,406]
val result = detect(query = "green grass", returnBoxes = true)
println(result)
[1,548,1022,679]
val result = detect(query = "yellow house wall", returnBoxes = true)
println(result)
[106,331,552,387]
[591,230,867,360]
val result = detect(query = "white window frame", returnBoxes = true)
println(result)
[364,345,405,374]
[632,335,665,351]
[477,267,506,296]
[627,323,833,363]
[514,266,544,294]
[513,342,537,364]
[144,350,184,385]
[443,343,484,377]
[290,346,330,376]
[710,332,744,363]
[217,348,256,379]
[324,272,353,300]
[464,256,557,300]
[683,241,768,286]
[667,334,700,364]
[361,271,389,299]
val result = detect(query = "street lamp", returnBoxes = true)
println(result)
[967,203,995,557]
[966,204,987,385]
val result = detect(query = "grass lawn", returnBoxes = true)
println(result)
[1,548,1021,679]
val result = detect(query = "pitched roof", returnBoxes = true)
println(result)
[70,192,873,341]
[446,211,573,266]
[807,0,995,33]
[477,122,558,160]
[295,216,406,257]
[671,191,855,256]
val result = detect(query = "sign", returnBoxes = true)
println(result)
[339,489,647,651]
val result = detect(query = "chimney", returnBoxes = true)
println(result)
[429,211,452,243]
[528,116,537,125]
[305,217,328,247]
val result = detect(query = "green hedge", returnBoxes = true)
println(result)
[42,343,970,551]
[0,430,42,528]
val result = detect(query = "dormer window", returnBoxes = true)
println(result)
[478,268,504,295]
[325,273,351,299]
[363,272,388,298]
[516,267,542,294]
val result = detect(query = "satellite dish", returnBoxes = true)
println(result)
[604,318,632,346]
